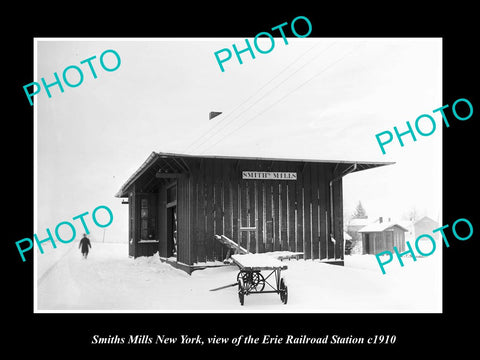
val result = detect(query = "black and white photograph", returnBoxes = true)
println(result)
[6,5,478,355]
[34,37,442,312]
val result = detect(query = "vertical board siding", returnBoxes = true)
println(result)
[310,164,319,260]
[232,170,239,250]
[196,160,206,263]
[213,161,224,260]
[190,179,197,263]
[223,162,233,241]
[333,177,344,259]
[186,177,192,264]
[181,158,345,263]
[177,178,189,264]
[273,180,280,251]
[246,181,253,252]
[265,182,273,252]
[128,189,135,257]
[257,181,265,253]
[250,181,257,253]
[185,160,196,264]
[386,231,393,253]
[176,183,183,262]
[303,164,312,260]
[132,186,138,257]
[158,186,167,258]
[239,180,248,250]
[319,166,328,260]
[327,166,335,259]
[295,168,304,254]
[288,182,296,252]
[280,182,288,251]
[205,159,214,261]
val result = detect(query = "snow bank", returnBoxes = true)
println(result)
[36,243,442,313]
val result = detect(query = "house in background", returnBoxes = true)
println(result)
[396,215,440,246]
[414,216,439,239]
[412,216,440,255]
[357,217,408,255]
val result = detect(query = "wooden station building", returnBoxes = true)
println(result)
[115,152,391,273]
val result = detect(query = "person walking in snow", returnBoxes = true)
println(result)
[79,234,91,259]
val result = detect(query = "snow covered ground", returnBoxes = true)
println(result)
[36,241,442,312]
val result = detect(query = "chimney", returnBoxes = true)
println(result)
[379,217,383,223]
[209,111,222,120]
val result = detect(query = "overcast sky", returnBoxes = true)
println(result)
[35,38,442,247]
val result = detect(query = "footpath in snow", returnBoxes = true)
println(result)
[36,241,442,312]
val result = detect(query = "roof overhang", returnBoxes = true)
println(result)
[115,152,192,198]
[115,151,394,198]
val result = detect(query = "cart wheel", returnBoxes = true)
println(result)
[280,278,288,304]
[237,271,265,292]
[238,278,244,306]
[251,271,265,292]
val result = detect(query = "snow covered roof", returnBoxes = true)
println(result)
[414,216,439,227]
[115,151,393,198]
[358,221,408,233]
[148,151,393,166]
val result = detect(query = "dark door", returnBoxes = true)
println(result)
[166,182,177,259]
[364,233,370,254]
[385,231,393,252]
[128,194,135,257]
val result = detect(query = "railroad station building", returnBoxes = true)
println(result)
[115,152,392,273]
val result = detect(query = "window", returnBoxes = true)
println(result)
[139,197,156,240]
[141,198,149,239]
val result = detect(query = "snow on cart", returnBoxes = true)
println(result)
[211,235,301,305]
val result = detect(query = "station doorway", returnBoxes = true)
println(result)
[166,182,177,259]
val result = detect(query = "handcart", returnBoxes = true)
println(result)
[231,253,288,305]
[210,235,300,305]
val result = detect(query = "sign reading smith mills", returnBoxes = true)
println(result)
[242,171,298,180]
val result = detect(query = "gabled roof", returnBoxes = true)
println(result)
[358,221,408,233]
[115,151,394,198]
[414,216,439,226]
[115,152,191,198]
